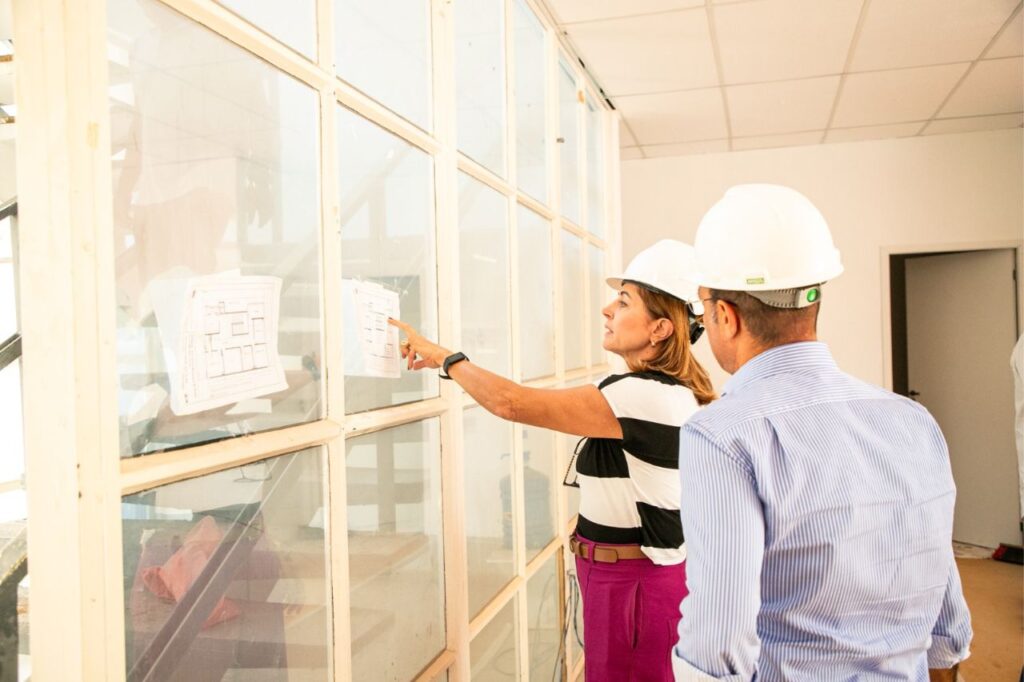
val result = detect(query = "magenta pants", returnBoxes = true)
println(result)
[575,538,689,682]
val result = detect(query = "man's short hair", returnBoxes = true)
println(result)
[708,289,819,346]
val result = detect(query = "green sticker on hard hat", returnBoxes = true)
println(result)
[807,288,819,303]
[746,277,765,285]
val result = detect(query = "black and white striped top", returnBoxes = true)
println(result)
[574,371,700,565]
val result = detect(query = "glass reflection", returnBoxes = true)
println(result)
[463,407,515,617]
[347,420,446,682]
[470,600,520,681]
[514,0,547,202]
[517,206,554,380]
[589,244,606,366]
[527,557,561,680]
[558,61,580,225]
[109,0,323,457]
[561,231,584,370]
[522,425,557,562]
[336,0,432,130]
[217,0,316,58]
[337,106,439,414]
[456,0,506,176]
[459,174,510,376]
[122,448,330,680]
[586,97,605,238]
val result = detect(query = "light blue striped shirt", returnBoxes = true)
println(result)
[673,342,972,681]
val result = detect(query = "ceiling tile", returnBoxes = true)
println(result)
[825,121,924,143]
[732,131,822,150]
[617,88,728,144]
[619,119,639,147]
[548,0,704,25]
[642,139,730,157]
[832,63,969,128]
[851,0,1017,71]
[714,0,861,84]
[620,146,645,160]
[923,112,1023,135]
[565,11,718,95]
[939,57,1023,118]
[987,10,1023,58]
[726,76,839,136]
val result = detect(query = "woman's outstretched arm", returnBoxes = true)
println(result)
[389,318,621,439]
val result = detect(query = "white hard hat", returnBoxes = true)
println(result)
[693,184,843,295]
[607,239,704,314]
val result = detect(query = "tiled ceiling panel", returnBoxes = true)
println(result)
[923,112,1023,135]
[832,63,970,128]
[643,139,729,157]
[939,57,1024,118]
[617,88,727,145]
[543,0,1024,158]
[987,10,1023,58]
[714,0,861,84]
[732,131,823,151]
[550,0,704,25]
[726,76,839,137]
[825,121,924,143]
[850,0,1018,71]
[564,10,717,95]
[619,119,639,148]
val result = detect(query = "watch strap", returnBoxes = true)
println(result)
[440,352,469,379]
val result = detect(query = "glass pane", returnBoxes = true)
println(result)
[336,0,432,130]
[569,565,584,670]
[338,106,439,414]
[464,406,515,617]
[470,599,520,681]
[347,420,445,682]
[527,556,561,680]
[123,448,330,680]
[558,61,580,225]
[456,0,506,176]
[589,244,606,366]
[459,174,510,376]
[563,377,588,521]
[514,0,547,203]
[109,0,323,457]
[522,425,557,562]
[517,206,554,380]
[0,214,15,340]
[0,361,23,487]
[585,97,605,238]
[216,0,316,58]
[561,231,585,371]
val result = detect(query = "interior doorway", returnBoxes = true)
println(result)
[889,248,1020,549]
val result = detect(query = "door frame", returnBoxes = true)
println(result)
[880,239,1023,393]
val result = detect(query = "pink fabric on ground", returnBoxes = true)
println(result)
[142,515,240,629]
[575,536,689,682]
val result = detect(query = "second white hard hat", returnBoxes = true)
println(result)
[693,184,843,293]
[606,239,704,314]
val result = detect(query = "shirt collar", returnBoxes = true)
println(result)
[722,341,837,396]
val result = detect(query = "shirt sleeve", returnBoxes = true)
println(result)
[673,424,764,681]
[600,376,684,467]
[926,559,973,669]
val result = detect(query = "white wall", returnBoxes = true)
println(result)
[622,128,1024,389]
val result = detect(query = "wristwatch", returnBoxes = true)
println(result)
[440,352,469,380]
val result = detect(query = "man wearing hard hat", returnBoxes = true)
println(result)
[671,185,973,681]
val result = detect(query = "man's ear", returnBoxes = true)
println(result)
[716,299,741,339]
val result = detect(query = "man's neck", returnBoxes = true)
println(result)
[734,333,818,371]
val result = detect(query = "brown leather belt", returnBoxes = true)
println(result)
[569,536,647,563]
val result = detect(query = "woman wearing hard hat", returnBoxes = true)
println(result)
[390,239,715,682]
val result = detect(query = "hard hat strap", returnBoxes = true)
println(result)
[748,284,823,309]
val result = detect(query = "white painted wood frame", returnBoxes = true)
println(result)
[10,0,622,679]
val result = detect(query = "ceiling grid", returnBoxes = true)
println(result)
[547,0,1024,157]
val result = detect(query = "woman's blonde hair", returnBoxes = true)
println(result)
[629,284,717,406]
